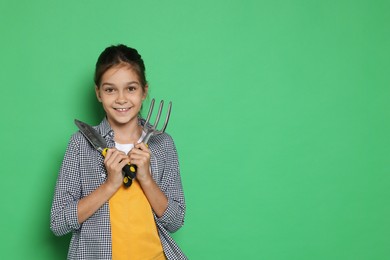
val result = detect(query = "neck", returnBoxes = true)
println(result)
[108,118,142,144]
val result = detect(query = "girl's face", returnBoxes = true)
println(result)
[95,65,147,128]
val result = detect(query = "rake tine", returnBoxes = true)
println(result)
[160,101,172,133]
[144,98,155,126]
[153,100,164,129]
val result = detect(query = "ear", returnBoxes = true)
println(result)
[95,85,102,102]
[142,84,149,100]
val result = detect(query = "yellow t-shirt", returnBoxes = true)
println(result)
[109,179,165,260]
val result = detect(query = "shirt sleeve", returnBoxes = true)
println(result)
[50,134,82,236]
[154,135,186,233]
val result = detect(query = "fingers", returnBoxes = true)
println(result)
[104,148,130,173]
[103,148,129,189]
[134,142,149,151]
[129,143,150,167]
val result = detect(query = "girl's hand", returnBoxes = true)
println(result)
[103,148,130,190]
[128,143,152,183]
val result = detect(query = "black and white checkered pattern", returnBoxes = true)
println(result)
[50,118,187,259]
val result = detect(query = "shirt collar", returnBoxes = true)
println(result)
[96,117,113,138]
[95,116,147,138]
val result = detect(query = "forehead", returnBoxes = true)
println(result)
[101,64,140,84]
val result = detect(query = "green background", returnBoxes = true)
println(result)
[1,0,389,259]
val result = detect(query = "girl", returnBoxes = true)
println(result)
[50,44,186,260]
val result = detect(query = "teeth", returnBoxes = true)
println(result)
[115,108,128,111]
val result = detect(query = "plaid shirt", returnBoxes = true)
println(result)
[50,118,187,259]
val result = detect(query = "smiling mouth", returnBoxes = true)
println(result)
[114,108,130,112]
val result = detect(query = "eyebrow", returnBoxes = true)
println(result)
[101,81,140,87]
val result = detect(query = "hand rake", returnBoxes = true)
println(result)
[123,98,172,187]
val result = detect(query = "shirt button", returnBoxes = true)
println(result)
[101,173,106,178]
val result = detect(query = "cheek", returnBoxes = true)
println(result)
[131,92,145,103]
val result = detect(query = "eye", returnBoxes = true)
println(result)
[128,86,137,92]
[104,87,115,93]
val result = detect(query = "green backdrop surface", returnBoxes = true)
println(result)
[1,0,389,259]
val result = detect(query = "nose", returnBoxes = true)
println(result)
[115,90,127,104]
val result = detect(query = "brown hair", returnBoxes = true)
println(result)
[94,44,147,89]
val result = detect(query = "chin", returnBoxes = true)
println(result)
[110,116,136,126]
